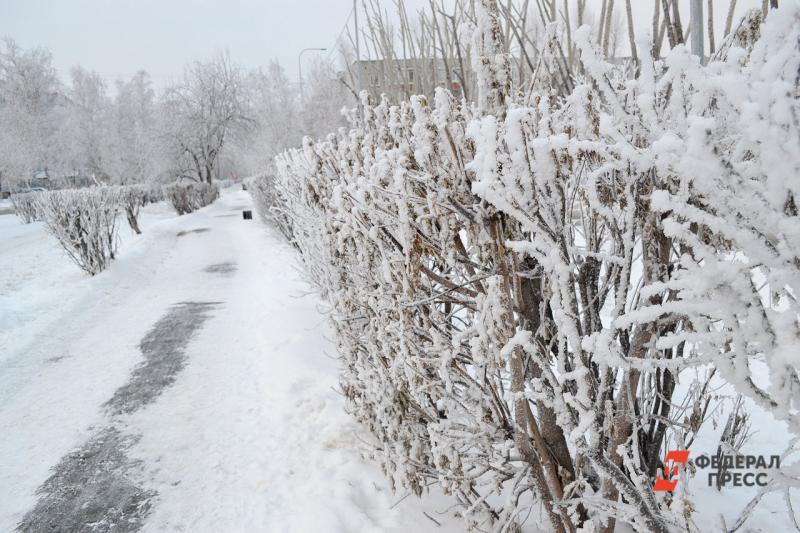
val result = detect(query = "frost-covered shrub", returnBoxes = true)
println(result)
[35,187,122,275]
[246,173,293,241]
[10,192,42,223]
[214,178,237,190]
[114,182,168,234]
[165,181,219,215]
[118,184,147,234]
[272,4,799,533]
[165,183,194,215]
[142,182,165,205]
[244,174,268,218]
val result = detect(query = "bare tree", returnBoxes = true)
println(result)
[104,71,165,185]
[63,67,111,184]
[229,60,301,176]
[163,52,251,184]
[0,38,63,190]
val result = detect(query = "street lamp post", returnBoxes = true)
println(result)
[690,0,704,63]
[354,0,361,94]
[298,47,327,101]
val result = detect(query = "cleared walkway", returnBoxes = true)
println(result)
[0,189,459,533]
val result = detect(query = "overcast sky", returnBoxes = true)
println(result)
[1,0,761,89]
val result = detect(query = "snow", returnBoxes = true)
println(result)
[0,189,461,532]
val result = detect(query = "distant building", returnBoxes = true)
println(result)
[348,56,530,102]
[14,169,93,192]
[349,58,466,101]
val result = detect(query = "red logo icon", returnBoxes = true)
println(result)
[653,450,690,492]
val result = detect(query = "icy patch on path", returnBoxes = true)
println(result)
[105,302,219,415]
[17,428,154,533]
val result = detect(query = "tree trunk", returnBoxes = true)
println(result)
[671,0,685,45]
[661,0,676,48]
[602,0,615,57]
[707,0,716,54]
[489,219,572,533]
[597,0,607,46]
[625,0,638,64]
[724,0,738,37]
[601,209,672,533]
[517,259,579,495]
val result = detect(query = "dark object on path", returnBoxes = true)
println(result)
[243,210,253,220]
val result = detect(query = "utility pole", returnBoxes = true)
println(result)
[298,47,327,101]
[354,0,362,95]
[690,0,704,63]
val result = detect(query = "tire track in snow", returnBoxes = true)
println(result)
[17,302,218,533]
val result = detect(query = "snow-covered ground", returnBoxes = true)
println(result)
[0,189,462,532]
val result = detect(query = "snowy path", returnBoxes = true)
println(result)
[0,190,460,532]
